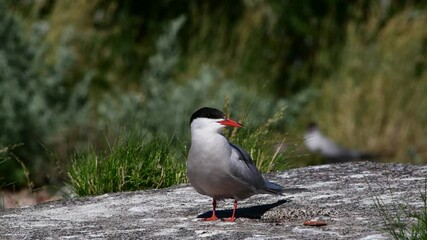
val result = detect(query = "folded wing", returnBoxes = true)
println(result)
[229,143,283,194]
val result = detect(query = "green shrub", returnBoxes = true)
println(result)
[0,2,92,188]
[95,15,314,141]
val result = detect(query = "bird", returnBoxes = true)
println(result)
[304,122,375,162]
[187,107,284,222]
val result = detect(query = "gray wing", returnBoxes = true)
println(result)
[229,143,283,194]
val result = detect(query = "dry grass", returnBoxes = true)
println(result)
[303,9,427,163]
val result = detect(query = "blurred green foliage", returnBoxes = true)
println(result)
[0,2,88,188]
[6,0,385,95]
[300,6,427,163]
[1,0,426,190]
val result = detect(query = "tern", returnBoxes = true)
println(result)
[187,107,284,222]
[304,122,375,162]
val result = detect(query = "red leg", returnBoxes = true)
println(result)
[203,199,218,221]
[225,200,237,222]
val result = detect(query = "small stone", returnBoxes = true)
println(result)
[303,220,328,226]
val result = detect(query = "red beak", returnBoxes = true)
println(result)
[217,119,243,128]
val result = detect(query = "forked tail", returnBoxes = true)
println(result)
[264,180,284,194]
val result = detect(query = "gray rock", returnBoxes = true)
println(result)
[1,162,426,239]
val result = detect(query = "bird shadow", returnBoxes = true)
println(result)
[197,198,290,220]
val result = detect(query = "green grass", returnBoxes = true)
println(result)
[225,105,291,173]
[68,131,187,196]
[373,180,427,239]
[68,104,292,197]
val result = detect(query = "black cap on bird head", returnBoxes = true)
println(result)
[190,107,226,125]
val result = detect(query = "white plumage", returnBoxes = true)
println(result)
[187,107,283,221]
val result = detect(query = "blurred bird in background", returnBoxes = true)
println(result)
[304,122,377,163]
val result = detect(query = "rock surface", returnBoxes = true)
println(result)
[1,161,426,239]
